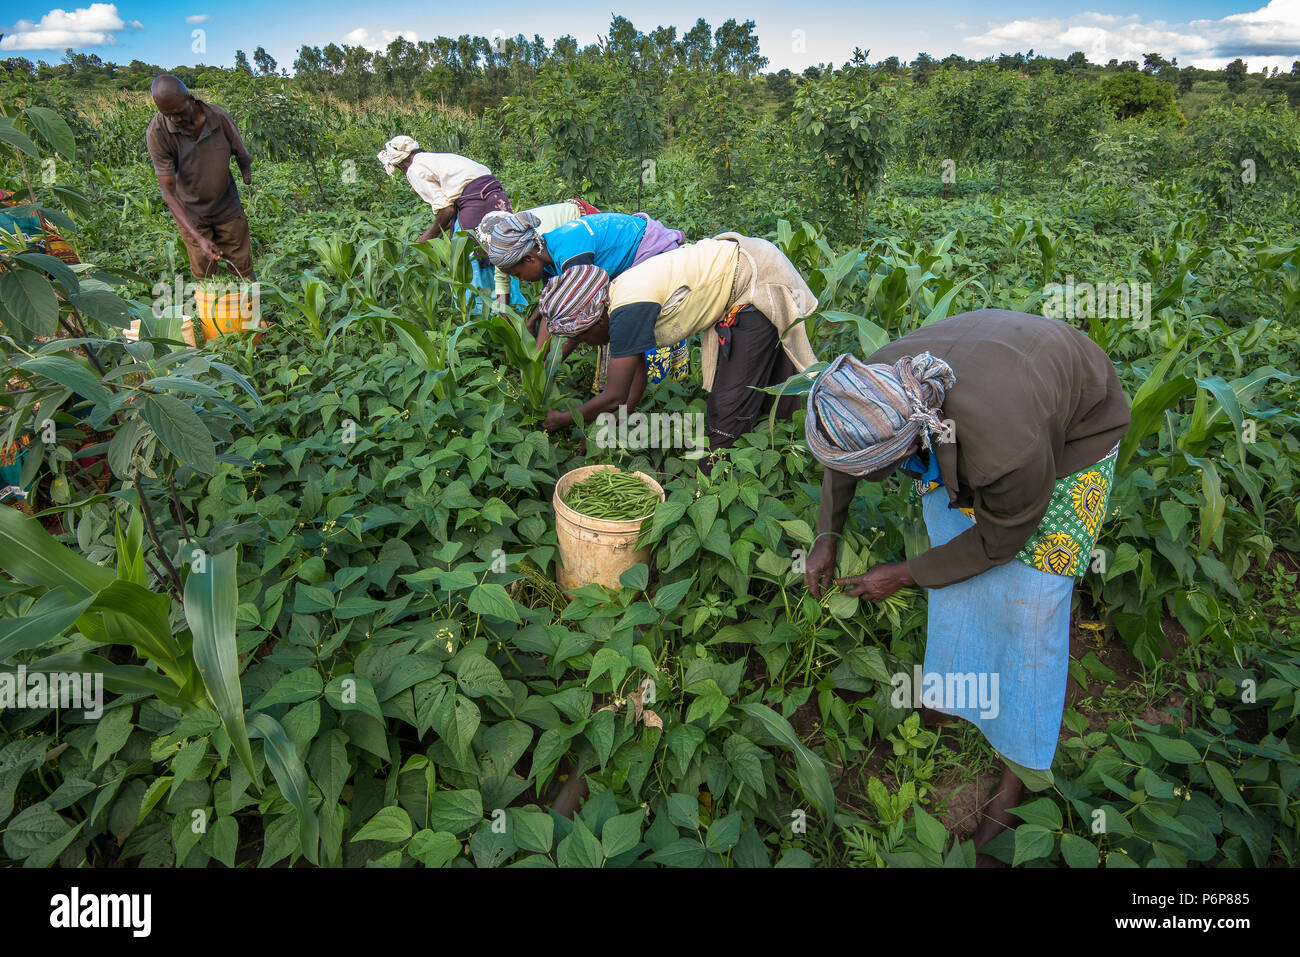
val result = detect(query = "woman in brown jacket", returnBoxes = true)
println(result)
[803,309,1131,860]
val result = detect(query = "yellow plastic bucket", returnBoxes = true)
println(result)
[553,465,665,592]
[194,289,261,343]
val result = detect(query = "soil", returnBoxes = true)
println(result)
[1232,704,1272,744]
[543,755,589,818]
[928,771,1002,839]
[835,735,1000,841]
[1064,602,1192,732]
[790,697,820,740]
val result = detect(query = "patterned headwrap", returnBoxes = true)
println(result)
[376,135,419,177]
[485,211,543,267]
[541,265,611,337]
[475,210,509,248]
[805,352,957,476]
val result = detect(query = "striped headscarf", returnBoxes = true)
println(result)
[805,352,957,476]
[475,210,509,248]
[541,265,611,337]
[376,135,419,177]
[485,211,543,267]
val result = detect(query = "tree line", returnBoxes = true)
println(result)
[3,14,1298,112]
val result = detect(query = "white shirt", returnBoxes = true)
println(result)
[404,152,491,212]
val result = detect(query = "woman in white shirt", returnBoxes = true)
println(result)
[377,136,511,243]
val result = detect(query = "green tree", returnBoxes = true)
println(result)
[793,71,900,227]
[552,35,578,62]
[682,18,713,70]
[1,57,36,78]
[606,15,643,62]
[765,69,796,100]
[647,26,680,68]
[1225,58,1248,91]
[502,63,603,197]
[252,46,278,76]
[1186,98,1300,210]
[1142,52,1171,75]
[1099,70,1183,123]
[712,18,767,76]
[912,53,936,87]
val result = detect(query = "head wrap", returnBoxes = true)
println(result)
[376,135,419,177]
[805,352,957,476]
[541,265,611,337]
[475,210,510,248]
[485,211,543,267]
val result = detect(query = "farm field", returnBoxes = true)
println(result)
[1,23,1299,871]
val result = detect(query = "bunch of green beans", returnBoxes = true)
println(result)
[562,469,660,521]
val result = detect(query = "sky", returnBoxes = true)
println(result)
[2,1,1298,73]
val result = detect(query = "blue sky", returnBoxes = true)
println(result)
[2,1,1298,72]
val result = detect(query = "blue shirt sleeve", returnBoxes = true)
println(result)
[608,302,661,359]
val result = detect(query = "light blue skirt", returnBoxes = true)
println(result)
[452,217,527,308]
[920,487,1074,770]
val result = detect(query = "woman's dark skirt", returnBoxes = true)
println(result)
[453,174,512,231]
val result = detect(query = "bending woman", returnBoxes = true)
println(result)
[538,234,819,453]
[487,210,691,388]
[475,199,599,306]
[376,136,510,242]
[802,309,1131,859]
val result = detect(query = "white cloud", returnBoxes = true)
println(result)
[341,27,419,52]
[0,3,143,50]
[186,14,210,24]
[963,1,1299,69]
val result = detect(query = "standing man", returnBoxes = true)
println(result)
[146,74,254,280]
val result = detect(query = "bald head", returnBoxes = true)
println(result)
[151,74,189,111]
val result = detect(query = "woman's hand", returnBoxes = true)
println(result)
[543,410,572,433]
[836,561,915,602]
[805,535,838,598]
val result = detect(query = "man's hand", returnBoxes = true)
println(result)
[836,561,915,602]
[417,226,437,244]
[542,410,572,433]
[241,166,252,185]
[197,236,223,262]
[805,535,838,598]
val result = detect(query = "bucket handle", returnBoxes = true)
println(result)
[218,254,252,283]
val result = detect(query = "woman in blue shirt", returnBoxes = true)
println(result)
[485,210,689,389]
